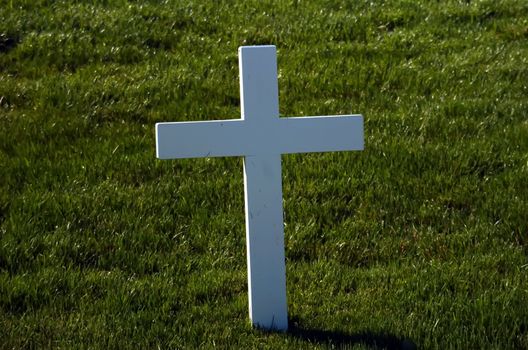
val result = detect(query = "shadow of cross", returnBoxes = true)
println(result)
[155,45,364,331]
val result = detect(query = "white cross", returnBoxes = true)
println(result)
[155,45,364,331]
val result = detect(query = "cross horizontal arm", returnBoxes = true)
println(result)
[156,119,249,159]
[277,115,364,154]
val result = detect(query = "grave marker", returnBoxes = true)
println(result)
[155,45,364,331]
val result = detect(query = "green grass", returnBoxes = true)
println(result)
[1,0,527,348]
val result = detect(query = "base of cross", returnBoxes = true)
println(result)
[155,45,364,331]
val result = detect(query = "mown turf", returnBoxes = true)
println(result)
[1,0,527,349]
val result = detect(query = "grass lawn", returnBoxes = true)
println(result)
[1,0,527,348]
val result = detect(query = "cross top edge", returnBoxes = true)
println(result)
[238,44,276,50]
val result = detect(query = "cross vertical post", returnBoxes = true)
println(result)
[239,46,288,330]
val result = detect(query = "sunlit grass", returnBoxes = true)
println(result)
[1,0,527,348]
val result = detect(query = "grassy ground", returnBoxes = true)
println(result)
[1,0,527,348]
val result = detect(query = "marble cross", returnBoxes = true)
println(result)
[155,45,364,331]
